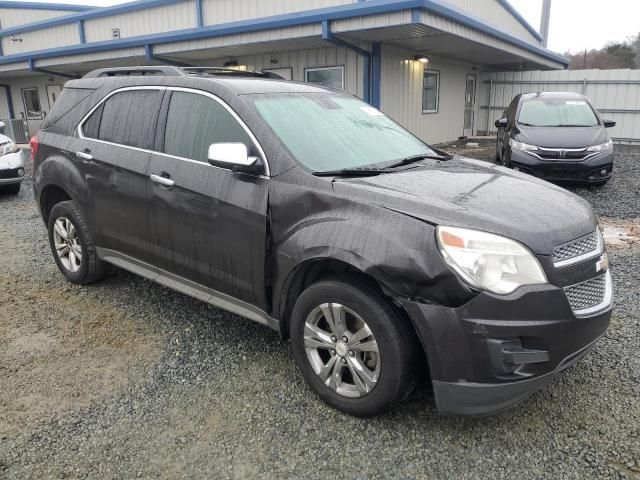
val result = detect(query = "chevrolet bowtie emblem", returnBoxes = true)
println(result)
[596,253,609,273]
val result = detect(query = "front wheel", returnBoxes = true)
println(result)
[290,278,419,416]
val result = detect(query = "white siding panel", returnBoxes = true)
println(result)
[0,8,78,29]
[154,24,322,55]
[380,44,474,144]
[37,47,146,68]
[332,10,413,32]
[84,1,196,43]
[1,24,78,55]
[201,0,353,25]
[444,0,540,45]
[423,13,564,70]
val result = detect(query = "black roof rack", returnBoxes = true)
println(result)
[83,66,184,78]
[83,65,284,80]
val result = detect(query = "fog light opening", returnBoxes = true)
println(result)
[18,168,24,177]
[600,169,608,176]
[513,166,520,171]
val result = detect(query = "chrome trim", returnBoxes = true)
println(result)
[553,230,603,268]
[76,85,271,177]
[150,173,175,187]
[96,247,280,331]
[567,270,613,318]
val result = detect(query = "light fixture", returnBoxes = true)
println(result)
[414,55,429,63]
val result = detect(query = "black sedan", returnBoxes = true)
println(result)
[495,92,616,185]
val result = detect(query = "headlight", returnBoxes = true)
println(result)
[587,139,613,153]
[509,138,538,152]
[0,142,18,156]
[436,226,548,295]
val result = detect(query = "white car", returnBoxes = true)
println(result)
[0,121,25,194]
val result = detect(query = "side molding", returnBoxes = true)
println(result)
[96,248,280,331]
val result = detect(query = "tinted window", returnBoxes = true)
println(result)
[42,87,94,129]
[92,90,163,149]
[163,91,252,162]
[82,103,103,139]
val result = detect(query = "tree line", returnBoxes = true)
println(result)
[565,33,640,70]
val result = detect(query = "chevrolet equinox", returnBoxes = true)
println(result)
[32,66,613,417]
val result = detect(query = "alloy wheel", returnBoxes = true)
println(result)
[53,217,82,273]
[303,303,380,398]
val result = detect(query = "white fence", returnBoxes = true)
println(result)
[476,69,640,143]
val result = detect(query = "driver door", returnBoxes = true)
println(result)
[146,89,269,309]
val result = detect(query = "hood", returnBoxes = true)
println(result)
[332,157,596,255]
[515,125,606,149]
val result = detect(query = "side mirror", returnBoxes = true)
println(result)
[603,119,616,128]
[208,143,260,173]
[495,118,508,129]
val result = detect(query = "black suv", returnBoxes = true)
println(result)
[495,92,616,185]
[33,67,612,417]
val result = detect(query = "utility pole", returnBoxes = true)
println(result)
[540,0,552,48]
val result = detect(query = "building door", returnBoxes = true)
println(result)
[463,74,476,137]
[46,84,63,111]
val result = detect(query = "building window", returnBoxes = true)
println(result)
[305,66,344,90]
[422,70,440,114]
[22,88,43,119]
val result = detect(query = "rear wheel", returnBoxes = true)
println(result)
[47,200,106,284]
[290,278,419,416]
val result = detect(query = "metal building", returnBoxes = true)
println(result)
[0,0,568,144]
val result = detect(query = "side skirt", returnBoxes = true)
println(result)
[96,247,280,332]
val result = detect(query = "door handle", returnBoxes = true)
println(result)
[150,173,175,187]
[75,150,93,161]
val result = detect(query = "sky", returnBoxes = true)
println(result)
[17,0,640,54]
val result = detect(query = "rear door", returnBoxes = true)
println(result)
[75,87,164,261]
[146,88,269,308]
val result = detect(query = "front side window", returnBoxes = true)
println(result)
[22,88,43,119]
[422,70,439,114]
[250,93,433,172]
[82,89,163,150]
[163,91,252,162]
[518,98,599,127]
[305,67,344,90]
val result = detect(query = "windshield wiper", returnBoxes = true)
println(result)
[312,167,389,177]
[387,153,451,168]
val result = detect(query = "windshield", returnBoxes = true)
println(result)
[249,93,434,172]
[518,98,599,127]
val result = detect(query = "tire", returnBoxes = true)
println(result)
[47,200,106,285]
[290,278,419,416]
[1,183,20,195]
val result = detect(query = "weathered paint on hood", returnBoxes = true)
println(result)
[331,157,596,255]
[515,125,607,149]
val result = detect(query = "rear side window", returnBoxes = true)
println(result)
[82,89,163,150]
[163,91,252,162]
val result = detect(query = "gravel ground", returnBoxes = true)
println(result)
[0,148,638,479]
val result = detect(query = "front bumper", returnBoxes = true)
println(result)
[402,282,611,416]
[0,150,25,185]
[510,149,613,184]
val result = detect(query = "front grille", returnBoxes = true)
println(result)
[553,231,601,267]
[0,168,21,179]
[564,271,612,316]
[537,149,590,161]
